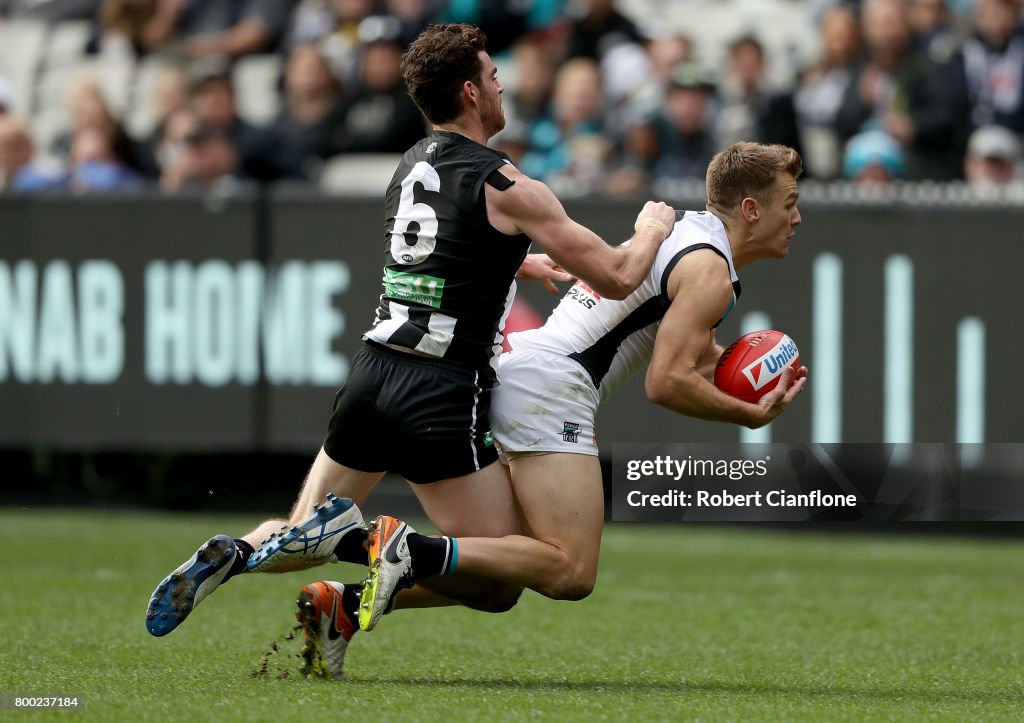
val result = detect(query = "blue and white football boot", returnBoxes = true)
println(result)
[146,534,238,637]
[248,493,365,572]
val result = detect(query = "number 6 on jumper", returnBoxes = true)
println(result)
[389,161,441,265]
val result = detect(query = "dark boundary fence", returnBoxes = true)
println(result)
[2,189,1023,515]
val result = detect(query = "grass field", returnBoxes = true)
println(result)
[0,509,1021,721]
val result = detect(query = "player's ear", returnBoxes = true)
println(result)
[739,196,759,223]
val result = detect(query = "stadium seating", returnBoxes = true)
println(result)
[0,19,48,114]
[43,20,92,69]
[319,153,403,195]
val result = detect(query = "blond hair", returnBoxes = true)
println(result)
[706,142,803,215]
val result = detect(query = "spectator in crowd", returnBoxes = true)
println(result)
[325,36,426,154]
[599,38,652,138]
[843,128,906,183]
[152,64,191,125]
[0,0,99,22]
[795,5,862,178]
[384,0,431,46]
[951,0,1024,134]
[601,112,660,196]
[615,32,694,139]
[0,115,29,189]
[265,43,347,178]
[143,0,293,60]
[501,38,558,139]
[715,34,802,154]
[647,33,694,82]
[8,0,1024,194]
[89,0,221,60]
[90,0,159,59]
[964,123,1021,184]
[520,57,607,187]
[492,38,556,166]
[288,1,431,89]
[121,0,187,55]
[807,0,854,25]
[649,62,719,182]
[135,65,190,177]
[643,33,693,99]
[835,0,965,179]
[948,0,979,18]
[0,116,64,191]
[564,0,643,61]
[437,0,545,56]
[907,0,959,62]
[290,0,376,90]
[153,105,195,183]
[286,0,339,48]
[57,74,140,172]
[157,107,242,192]
[67,124,141,192]
[188,62,278,180]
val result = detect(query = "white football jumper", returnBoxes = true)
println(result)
[492,210,741,456]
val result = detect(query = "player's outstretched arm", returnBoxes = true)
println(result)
[485,166,673,300]
[645,250,806,429]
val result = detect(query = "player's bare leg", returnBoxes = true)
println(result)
[146,447,382,636]
[245,448,383,572]
[357,451,603,632]
[454,452,605,600]
[296,460,524,676]
[302,459,528,621]
[244,448,383,552]
[402,460,525,611]
[359,460,524,630]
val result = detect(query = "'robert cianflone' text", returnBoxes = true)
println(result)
[626,489,859,508]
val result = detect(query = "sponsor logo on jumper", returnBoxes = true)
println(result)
[567,285,598,309]
[383,268,446,309]
[563,421,581,443]
[741,336,798,390]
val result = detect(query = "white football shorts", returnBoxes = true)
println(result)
[492,347,600,457]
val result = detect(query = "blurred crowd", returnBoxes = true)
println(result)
[2,0,1024,195]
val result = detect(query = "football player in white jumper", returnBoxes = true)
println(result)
[292,143,810,678]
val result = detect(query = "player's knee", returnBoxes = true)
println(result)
[553,572,595,601]
[545,558,596,601]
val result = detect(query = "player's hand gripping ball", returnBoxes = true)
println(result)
[714,330,801,403]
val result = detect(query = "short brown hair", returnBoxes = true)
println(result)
[401,24,488,125]
[706,142,803,213]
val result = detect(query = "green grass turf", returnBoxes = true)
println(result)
[0,509,1021,721]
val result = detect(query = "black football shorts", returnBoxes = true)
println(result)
[323,340,499,484]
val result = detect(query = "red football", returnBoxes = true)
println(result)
[714,330,801,403]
